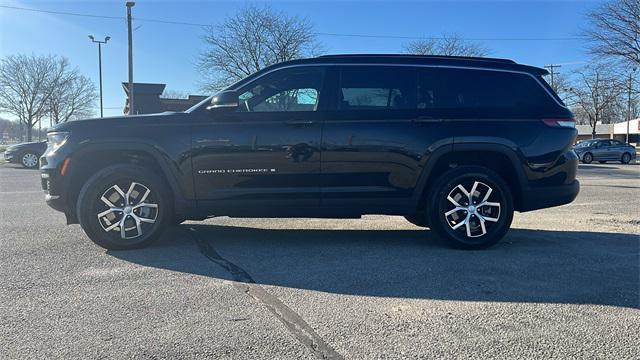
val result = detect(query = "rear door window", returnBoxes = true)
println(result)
[339,66,416,110]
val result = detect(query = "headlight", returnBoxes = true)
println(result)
[47,132,70,152]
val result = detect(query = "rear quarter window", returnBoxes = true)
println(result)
[417,68,561,118]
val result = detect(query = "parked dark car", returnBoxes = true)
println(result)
[41,54,579,250]
[3,141,47,168]
[573,139,636,164]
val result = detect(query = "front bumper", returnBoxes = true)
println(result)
[4,150,16,162]
[40,147,71,214]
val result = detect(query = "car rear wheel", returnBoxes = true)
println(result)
[621,152,632,164]
[77,165,171,250]
[428,166,513,250]
[21,152,39,168]
[582,152,593,164]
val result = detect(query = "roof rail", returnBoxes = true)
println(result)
[318,54,516,64]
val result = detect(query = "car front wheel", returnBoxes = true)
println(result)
[77,165,171,250]
[582,152,593,164]
[21,152,39,168]
[428,166,514,250]
[621,152,632,164]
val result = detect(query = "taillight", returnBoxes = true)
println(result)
[543,118,575,128]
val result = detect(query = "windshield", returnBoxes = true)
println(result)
[575,140,596,148]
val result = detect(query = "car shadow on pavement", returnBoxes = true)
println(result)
[109,224,640,308]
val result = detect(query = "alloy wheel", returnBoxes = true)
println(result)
[96,182,158,240]
[443,181,501,238]
[22,153,38,168]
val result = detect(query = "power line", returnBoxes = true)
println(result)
[0,4,585,42]
[313,32,582,41]
[0,5,122,20]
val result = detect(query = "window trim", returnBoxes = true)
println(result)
[189,63,568,113]
[228,63,568,110]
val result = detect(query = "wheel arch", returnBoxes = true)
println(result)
[414,142,527,212]
[63,141,192,222]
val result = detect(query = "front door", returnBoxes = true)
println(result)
[191,66,327,213]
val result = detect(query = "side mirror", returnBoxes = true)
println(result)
[207,90,239,110]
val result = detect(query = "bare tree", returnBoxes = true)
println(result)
[198,4,320,92]
[542,72,582,107]
[48,72,97,124]
[569,64,623,137]
[0,54,68,141]
[585,0,640,65]
[403,33,489,57]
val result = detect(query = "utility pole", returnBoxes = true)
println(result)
[544,64,562,90]
[626,67,637,144]
[126,2,135,115]
[88,35,110,117]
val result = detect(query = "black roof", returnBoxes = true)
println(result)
[265,54,548,76]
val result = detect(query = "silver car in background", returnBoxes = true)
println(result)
[573,139,637,164]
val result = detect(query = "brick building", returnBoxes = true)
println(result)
[122,83,207,115]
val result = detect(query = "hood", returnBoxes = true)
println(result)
[8,141,47,149]
[50,112,183,133]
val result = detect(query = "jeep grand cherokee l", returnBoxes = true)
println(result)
[40,54,579,250]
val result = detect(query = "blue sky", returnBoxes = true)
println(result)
[0,0,602,118]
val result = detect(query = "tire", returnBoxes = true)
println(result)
[598,160,607,164]
[582,152,593,164]
[20,152,39,169]
[405,213,429,228]
[621,152,632,164]
[428,166,514,250]
[76,164,172,250]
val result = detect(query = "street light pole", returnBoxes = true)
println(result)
[626,67,637,144]
[126,2,135,115]
[88,35,110,118]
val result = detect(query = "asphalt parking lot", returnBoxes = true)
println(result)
[1,163,638,359]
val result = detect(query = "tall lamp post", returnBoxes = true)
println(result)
[88,35,110,118]
[627,67,637,144]
[126,2,135,115]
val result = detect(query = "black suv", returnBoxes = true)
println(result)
[41,55,579,250]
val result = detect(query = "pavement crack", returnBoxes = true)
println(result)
[187,227,344,360]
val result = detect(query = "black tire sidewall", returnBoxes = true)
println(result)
[429,166,514,250]
[621,153,631,164]
[77,165,171,250]
[582,153,593,164]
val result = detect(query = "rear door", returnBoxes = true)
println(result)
[191,66,327,211]
[320,65,449,212]
[609,140,627,160]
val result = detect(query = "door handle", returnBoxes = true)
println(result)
[284,120,315,126]
[412,116,443,123]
